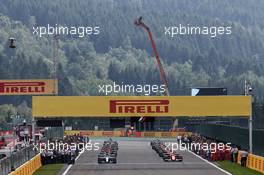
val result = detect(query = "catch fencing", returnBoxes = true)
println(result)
[0,145,38,175]
[8,153,41,175]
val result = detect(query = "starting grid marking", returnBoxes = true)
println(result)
[62,150,84,175]
[187,150,232,175]
[74,162,210,166]
[62,143,232,175]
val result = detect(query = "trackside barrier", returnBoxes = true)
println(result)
[237,151,264,174]
[64,130,122,137]
[0,145,37,175]
[64,130,192,138]
[139,132,192,138]
[8,153,42,175]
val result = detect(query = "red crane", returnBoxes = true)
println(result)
[135,17,170,123]
[134,17,170,95]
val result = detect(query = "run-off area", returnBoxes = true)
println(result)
[65,140,229,175]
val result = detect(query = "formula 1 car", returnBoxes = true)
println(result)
[161,151,183,162]
[98,153,117,164]
[98,139,118,164]
[150,140,183,162]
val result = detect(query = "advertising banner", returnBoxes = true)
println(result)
[65,130,122,137]
[0,79,58,95]
[33,96,251,117]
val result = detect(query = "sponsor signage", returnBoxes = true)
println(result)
[161,132,172,137]
[32,96,251,117]
[109,100,169,114]
[64,130,192,138]
[0,79,58,95]
[143,132,156,137]
[102,131,114,136]
[80,131,94,136]
[65,130,121,137]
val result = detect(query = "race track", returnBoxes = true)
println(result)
[63,139,229,175]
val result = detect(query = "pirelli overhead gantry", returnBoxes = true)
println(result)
[32,95,253,152]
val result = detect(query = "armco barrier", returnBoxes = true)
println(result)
[237,151,264,174]
[9,153,42,175]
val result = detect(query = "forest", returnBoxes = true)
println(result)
[0,0,264,126]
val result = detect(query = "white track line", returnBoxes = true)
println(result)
[62,146,232,175]
[62,151,84,175]
[187,150,232,175]
[76,162,208,165]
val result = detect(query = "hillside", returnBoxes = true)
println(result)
[0,0,264,105]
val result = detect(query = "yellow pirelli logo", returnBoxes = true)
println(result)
[32,96,251,117]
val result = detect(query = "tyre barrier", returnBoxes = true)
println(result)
[9,154,42,175]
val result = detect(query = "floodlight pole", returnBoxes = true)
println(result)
[32,117,35,145]
[249,108,253,153]
[53,34,59,95]
[245,79,253,153]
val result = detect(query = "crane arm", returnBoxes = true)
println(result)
[135,17,170,95]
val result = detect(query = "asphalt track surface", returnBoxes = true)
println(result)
[64,139,229,175]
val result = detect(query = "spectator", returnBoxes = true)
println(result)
[230,147,234,162]
[240,150,248,167]
[233,146,239,162]
[176,135,182,144]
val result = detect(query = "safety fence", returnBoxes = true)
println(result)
[8,153,41,175]
[64,130,192,138]
[237,151,264,174]
[0,145,37,175]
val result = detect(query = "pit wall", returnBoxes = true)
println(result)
[9,153,42,175]
[64,130,192,138]
[237,151,264,174]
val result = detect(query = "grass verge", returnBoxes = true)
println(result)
[33,164,64,175]
[217,161,263,175]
